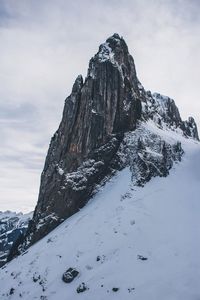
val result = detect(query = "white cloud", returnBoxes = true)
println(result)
[0,0,199,212]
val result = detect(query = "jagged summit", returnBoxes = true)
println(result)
[8,34,199,260]
[88,33,138,90]
[93,33,129,64]
[141,91,199,140]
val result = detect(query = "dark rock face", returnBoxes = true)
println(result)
[141,91,199,140]
[21,34,142,247]
[181,117,199,140]
[125,131,184,187]
[8,34,199,258]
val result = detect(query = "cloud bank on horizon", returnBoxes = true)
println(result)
[0,0,200,212]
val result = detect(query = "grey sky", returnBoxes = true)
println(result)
[0,0,199,212]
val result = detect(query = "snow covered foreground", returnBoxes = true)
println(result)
[0,123,200,300]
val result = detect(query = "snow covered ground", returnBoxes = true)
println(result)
[0,122,200,300]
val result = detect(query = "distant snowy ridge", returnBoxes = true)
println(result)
[0,211,32,267]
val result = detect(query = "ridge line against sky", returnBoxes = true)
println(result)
[0,0,199,212]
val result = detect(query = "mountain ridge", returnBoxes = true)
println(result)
[7,33,199,262]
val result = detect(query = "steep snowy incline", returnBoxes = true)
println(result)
[0,123,199,300]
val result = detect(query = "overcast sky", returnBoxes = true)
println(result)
[0,0,199,212]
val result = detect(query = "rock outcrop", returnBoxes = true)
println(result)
[22,33,143,247]
[8,34,199,260]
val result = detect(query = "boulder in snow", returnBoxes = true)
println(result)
[62,268,79,283]
[76,282,88,293]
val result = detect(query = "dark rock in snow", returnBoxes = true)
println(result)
[96,255,101,261]
[9,288,15,295]
[112,287,119,292]
[32,273,41,282]
[96,255,105,263]
[137,255,148,261]
[40,296,47,300]
[76,282,88,293]
[62,268,79,283]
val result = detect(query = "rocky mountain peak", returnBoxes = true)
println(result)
[96,33,129,64]
[88,34,138,91]
[8,34,199,260]
[71,75,83,93]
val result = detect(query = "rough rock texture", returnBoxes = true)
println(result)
[118,124,184,187]
[140,90,199,140]
[8,34,199,259]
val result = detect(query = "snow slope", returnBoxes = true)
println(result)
[0,122,200,300]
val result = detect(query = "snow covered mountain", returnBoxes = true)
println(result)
[0,123,199,300]
[0,211,32,267]
[8,33,197,256]
[0,33,199,299]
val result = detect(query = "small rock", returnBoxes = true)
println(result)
[76,282,88,293]
[96,255,105,263]
[112,287,119,292]
[62,268,79,283]
[96,255,101,261]
[33,274,41,282]
[9,288,15,295]
[137,255,148,261]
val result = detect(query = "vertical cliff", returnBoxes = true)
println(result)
[27,34,142,244]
